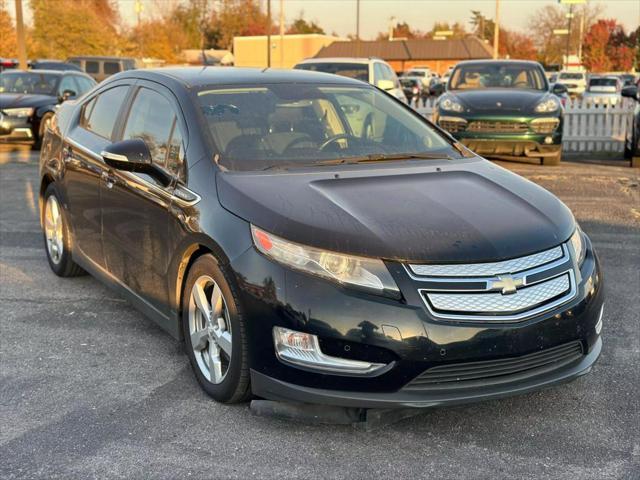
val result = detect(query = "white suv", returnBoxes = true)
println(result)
[294,57,407,103]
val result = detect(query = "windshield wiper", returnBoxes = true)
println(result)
[329,152,454,164]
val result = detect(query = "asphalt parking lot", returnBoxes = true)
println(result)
[1,144,638,479]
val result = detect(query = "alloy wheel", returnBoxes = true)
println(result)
[188,275,232,384]
[44,195,64,265]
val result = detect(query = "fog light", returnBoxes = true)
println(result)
[544,136,553,144]
[273,326,386,375]
[595,305,603,335]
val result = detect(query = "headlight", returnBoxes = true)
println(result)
[569,227,585,266]
[2,107,34,117]
[439,96,464,112]
[534,97,560,113]
[251,225,399,296]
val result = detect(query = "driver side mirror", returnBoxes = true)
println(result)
[377,79,395,91]
[551,83,568,95]
[621,85,639,101]
[59,89,76,102]
[101,138,171,187]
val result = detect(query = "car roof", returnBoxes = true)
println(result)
[296,57,380,65]
[67,56,134,61]
[455,59,544,68]
[114,67,367,89]
[2,69,64,75]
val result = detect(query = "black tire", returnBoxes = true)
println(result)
[542,150,562,166]
[42,184,85,277]
[181,254,251,403]
[33,112,53,150]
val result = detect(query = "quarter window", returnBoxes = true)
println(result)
[82,85,129,139]
[122,87,183,174]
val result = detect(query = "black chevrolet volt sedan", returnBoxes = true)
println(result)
[39,68,603,408]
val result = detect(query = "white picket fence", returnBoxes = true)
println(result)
[410,97,636,154]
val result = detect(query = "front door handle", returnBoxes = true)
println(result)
[101,171,117,189]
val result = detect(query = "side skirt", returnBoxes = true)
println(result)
[73,249,181,340]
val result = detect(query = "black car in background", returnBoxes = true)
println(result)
[622,82,640,158]
[39,67,603,409]
[399,77,426,104]
[0,69,95,147]
[435,60,568,165]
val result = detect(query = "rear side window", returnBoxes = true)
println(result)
[85,61,99,74]
[104,62,120,75]
[82,85,129,139]
[122,87,182,172]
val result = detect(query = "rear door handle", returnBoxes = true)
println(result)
[101,171,117,189]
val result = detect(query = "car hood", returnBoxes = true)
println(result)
[217,158,575,263]
[450,89,545,113]
[0,93,55,110]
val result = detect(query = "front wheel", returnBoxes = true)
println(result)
[182,254,251,403]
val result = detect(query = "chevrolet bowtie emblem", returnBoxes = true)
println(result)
[491,275,524,295]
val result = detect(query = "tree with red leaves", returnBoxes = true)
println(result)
[583,19,635,72]
[500,30,537,60]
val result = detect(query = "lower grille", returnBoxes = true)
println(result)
[467,120,529,133]
[404,341,583,390]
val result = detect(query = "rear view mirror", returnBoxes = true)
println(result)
[621,85,638,101]
[552,83,568,95]
[101,138,171,186]
[377,79,395,91]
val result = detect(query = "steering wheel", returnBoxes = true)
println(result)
[282,135,314,153]
[319,134,359,151]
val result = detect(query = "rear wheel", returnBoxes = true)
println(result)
[42,184,84,277]
[182,254,251,403]
[542,150,562,166]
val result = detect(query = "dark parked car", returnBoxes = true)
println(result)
[399,77,425,105]
[67,56,136,82]
[30,59,83,72]
[39,67,603,409]
[0,69,96,147]
[434,60,568,165]
[622,83,640,158]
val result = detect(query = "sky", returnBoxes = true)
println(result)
[114,0,640,38]
[7,0,639,37]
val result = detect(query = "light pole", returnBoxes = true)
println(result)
[493,0,500,59]
[14,0,27,70]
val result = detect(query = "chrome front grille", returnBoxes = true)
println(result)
[407,243,577,323]
[467,120,529,133]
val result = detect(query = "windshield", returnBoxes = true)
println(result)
[197,84,457,171]
[0,72,59,95]
[449,63,547,90]
[589,78,617,87]
[295,63,368,82]
[559,72,584,80]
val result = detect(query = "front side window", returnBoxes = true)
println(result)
[450,63,547,91]
[122,88,178,169]
[0,72,59,95]
[74,76,96,95]
[83,85,129,139]
[58,76,78,97]
[197,84,457,172]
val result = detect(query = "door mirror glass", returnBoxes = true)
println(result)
[377,79,395,91]
[551,83,568,95]
[621,85,638,101]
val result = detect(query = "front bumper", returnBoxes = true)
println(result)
[251,337,601,408]
[0,113,34,143]
[233,236,604,409]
